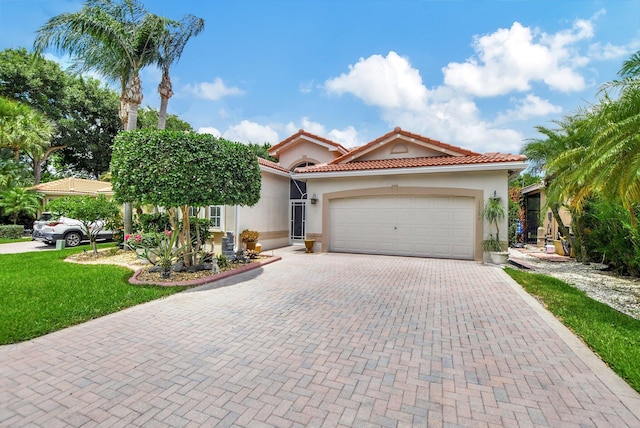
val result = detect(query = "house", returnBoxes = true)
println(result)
[31,177,113,207]
[217,127,527,261]
[521,182,572,247]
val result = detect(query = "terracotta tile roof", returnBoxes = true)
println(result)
[330,127,479,164]
[32,178,113,194]
[295,154,527,173]
[268,129,349,157]
[258,157,290,173]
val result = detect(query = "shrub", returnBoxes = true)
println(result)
[582,199,640,276]
[0,225,23,239]
[179,217,212,246]
[138,212,171,233]
[216,253,229,269]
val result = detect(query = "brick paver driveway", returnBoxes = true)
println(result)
[2,249,639,427]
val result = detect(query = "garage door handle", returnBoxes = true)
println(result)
[394,226,397,230]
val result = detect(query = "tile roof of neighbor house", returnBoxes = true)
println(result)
[31,177,113,194]
[268,129,349,157]
[257,157,290,173]
[294,153,528,173]
[329,127,480,165]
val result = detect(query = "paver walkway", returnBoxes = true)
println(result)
[1,248,639,427]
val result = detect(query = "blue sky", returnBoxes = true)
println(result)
[1,0,640,155]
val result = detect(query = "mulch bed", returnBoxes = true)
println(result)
[130,256,281,287]
[66,249,281,287]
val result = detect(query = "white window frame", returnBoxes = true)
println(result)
[208,205,224,229]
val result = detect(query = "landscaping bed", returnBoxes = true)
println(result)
[66,248,281,287]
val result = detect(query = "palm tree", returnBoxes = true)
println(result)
[0,97,57,184]
[156,15,204,130]
[522,115,588,240]
[33,0,165,131]
[573,88,640,225]
[0,187,43,224]
[563,50,640,226]
[34,0,167,233]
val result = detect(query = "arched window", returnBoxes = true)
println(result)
[290,162,315,199]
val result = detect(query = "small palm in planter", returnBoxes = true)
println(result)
[482,196,508,264]
[240,229,259,250]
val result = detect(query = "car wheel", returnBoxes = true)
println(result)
[64,232,82,247]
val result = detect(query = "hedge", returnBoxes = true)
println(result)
[0,225,24,239]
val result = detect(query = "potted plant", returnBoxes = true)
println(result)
[240,229,259,250]
[482,196,508,264]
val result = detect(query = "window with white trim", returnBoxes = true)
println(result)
[188,206,201,217]
[209,205,224,228]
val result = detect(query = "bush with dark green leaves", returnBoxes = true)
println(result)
[138,212,171,233]
[0,225,23,239]
[582,199,640,276]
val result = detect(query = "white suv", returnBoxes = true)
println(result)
[32,212,114,247]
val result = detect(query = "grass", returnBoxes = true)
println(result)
[0,244,185,345]
[0,237,31,244]
[505,267,640,393]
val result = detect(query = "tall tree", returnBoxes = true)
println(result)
[522,116,585,239]
[155,14,204,129]
[54,77,121,179]
[0,49,122,181]
[34,0,167,234]
[33,0,166,131]
[137,106,192,131]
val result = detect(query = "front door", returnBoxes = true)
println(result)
[290,200,306,242]
[290,178,307,243]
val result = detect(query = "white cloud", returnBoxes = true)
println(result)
[284,117,326,136]
[442,21,591,96]
[299,80,314,94]
[494,94,562,125]
[284,117,363,148]
[184,78,244,101]
[325,51,429,110]
[197,127,221,136]
[222,120,279,144]
[328,126,360,148]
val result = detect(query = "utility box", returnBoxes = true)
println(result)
[56,240,65,250]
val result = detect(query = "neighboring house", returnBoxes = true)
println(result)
[521,182,572,246]
[31,177,113,207]
[214,127,527,261]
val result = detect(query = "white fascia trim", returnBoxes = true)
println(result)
[260,164,291,178]
[292,161,528,180]
[271,136,345,156]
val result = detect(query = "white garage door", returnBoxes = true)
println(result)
[329,195,475,260]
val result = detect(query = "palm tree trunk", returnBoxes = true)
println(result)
[158,96,169,130]
[123,73,143,235]
[157,69,173,130]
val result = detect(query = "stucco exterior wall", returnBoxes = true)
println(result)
[301,170,509,260]
[357,141,446,161]
[277,140,342,171]
[236,170,290,251]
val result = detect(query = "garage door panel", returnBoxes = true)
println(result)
[329,195,475,260]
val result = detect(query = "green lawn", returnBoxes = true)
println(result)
[505,267,640,393]
[0,244,185,345]
[0,237,31,244]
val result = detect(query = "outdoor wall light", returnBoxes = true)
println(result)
[310,194,318,204]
